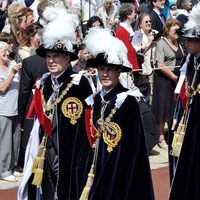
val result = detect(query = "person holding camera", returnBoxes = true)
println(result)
[134,13,159,104]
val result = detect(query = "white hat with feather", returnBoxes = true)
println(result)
[36,6,79,61]
[183,3,200,39]
[84,28,132,72]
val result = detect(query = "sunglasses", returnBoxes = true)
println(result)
[145,20,152,23]
[170,5,177,11]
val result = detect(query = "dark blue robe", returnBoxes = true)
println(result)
[87,83,154,200]
[30,68,93,200]
[169,56,200,199]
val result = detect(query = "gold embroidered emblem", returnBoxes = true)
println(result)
[62,97,83,125]
[102,122,122,152]
[98,116,122,153]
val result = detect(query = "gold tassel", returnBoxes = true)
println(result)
[170,117,185,157]
[32,168,44,186]
[172,128,185,157]
[32,136,47,173]
[79,164,95,200]
[32,148,46,186]
[32,156,42,174]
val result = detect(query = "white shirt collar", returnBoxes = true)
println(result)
[120,22,134,36]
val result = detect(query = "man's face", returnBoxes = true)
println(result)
[184,0,192,11]
[97,65,121,90]
[185,38,200,56]
[128,9,136,24]
[46,51,70,76]
[153,0,165,11]
[79,48,91,61]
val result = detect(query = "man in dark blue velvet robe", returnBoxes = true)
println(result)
[18,8,93,200]
[169,3,200,199]
[81,28,154,200]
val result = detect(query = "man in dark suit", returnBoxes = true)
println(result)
[150,0,166,33]
[17,54,48,169]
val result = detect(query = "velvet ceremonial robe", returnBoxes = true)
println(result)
[169,56,200,200]
[86,82,154,200]
[28,68,93,200]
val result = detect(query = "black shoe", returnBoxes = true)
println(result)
[149,149,160,156]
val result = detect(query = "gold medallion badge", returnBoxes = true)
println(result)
[102,121,122,152]
[62,97,83,125]
[98,116,122,153]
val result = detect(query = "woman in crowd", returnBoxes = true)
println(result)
[17,24,42,60]
[97,0,118,30]
[134,13,157,103]
[0,41,22,182]
[151,18,185,149]
[8,4,34,45]
[86,15,104,29]
[0,32,17,64]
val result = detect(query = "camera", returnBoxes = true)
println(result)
[151,30,163,41]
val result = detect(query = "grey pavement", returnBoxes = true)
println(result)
[149,145,169,170]
[0,145,168,190]
[0,176,22,190]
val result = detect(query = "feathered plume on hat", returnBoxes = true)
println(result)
[183,3,200,39]
[36,6,79,61]
[84,28,132,72]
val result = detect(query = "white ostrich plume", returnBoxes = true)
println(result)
[42,6,79,51]
[84,28,131,68]
[184,3,200,32]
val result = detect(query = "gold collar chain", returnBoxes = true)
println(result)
[41,79,73,112]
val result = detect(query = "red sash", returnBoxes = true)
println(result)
[85,108,97,148]
[27,88,52,137]
[179,80,188,109]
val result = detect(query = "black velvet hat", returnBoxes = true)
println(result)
[86,52,132,72]
[182,29,200,40]
[36,42,78,61]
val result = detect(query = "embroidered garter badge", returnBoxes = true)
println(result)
[61,97,83,125]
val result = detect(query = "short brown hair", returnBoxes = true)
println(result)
[164,18,181,36]
[119,3,135,22]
